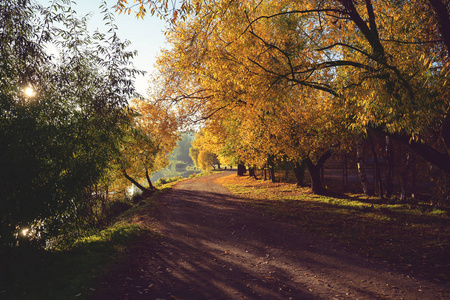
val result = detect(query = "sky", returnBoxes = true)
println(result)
[38,0,169,96]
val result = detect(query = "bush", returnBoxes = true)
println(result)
[0,0,141,252]
[168,176,184,183]
[183,170,200,178]
[106,201,133,220]
[156,177,167,185]
[156,176,184,186]
[130,192,144,204]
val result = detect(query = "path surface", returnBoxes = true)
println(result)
[92,171,449,299]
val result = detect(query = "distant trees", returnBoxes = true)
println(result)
[172,133,195,165]
[189,129,221,171]
[189,147,200,169]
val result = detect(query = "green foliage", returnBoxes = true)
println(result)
[107,199,133,217]
[156,177,168,185]
[128,191,144,204]
[0,180,159,300]
[0,222,152,300]
[0,0,143,251]
[155,175,184,186]
[149,133,199,181]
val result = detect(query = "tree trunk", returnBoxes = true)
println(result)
[342,0,450,176]
[304,150,332,194]
[428,0,450,63]
[123,169,153,197]
[400,149,413,202]
[285,159,290,181]
[385,135,394,198]
[343,154,348,189]
[237,163,246,176]
[411,152,417,199]
[385,131,450,175]
[145,169,154,190]
[307,161,322,194]
[249,166,256,178]
[98,185,106,227]
[268,155,276,183]
[294,160,306,186]
[368,131,384,199]
[357,137,370,195]
[443,110,450,154]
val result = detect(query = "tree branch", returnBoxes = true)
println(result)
[242,8,346,38]
[338,0,385,59]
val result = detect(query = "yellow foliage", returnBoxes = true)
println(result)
[117,98,180,182]
[142,0,450,170]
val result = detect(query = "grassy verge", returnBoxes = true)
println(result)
[153,169,223,189]
[1,173,205,300]
[1,197,160,300]
[216,174,450,284]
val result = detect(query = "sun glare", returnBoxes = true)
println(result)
[21,228,29,236]
[24,86,35,97]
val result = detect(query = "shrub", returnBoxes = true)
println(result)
[156,177,167,185]
[130,192,144,204]
[167,176,184,183]
[107,201,133,219]
[156,176,184,186]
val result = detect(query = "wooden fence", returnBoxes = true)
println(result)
[248,154,433,199]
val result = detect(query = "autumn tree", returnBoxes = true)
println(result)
[189,147,200,168]
[244,0,450,176]
[196,150,218,170]
[190,128,223,171]
[118,98,180,195]
[152,0,355,193]
[118,0,450,197]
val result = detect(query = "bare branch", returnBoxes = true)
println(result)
[241,8,346,38]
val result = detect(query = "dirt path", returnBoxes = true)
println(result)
[92,171,449,299]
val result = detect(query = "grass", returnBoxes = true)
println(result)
[216,174,450,284]
[0,195,160,300]
[1,224,154,300]
[155,175,184,186]
[5,171,445,298]
[153,169,221,189]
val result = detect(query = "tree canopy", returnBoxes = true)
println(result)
[117,0,450,194]
[0,0,145,250]
[117,97,180,194]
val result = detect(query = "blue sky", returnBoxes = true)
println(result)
[38,0,168,96]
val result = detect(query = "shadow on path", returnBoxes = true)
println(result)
[92,172,449,300]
